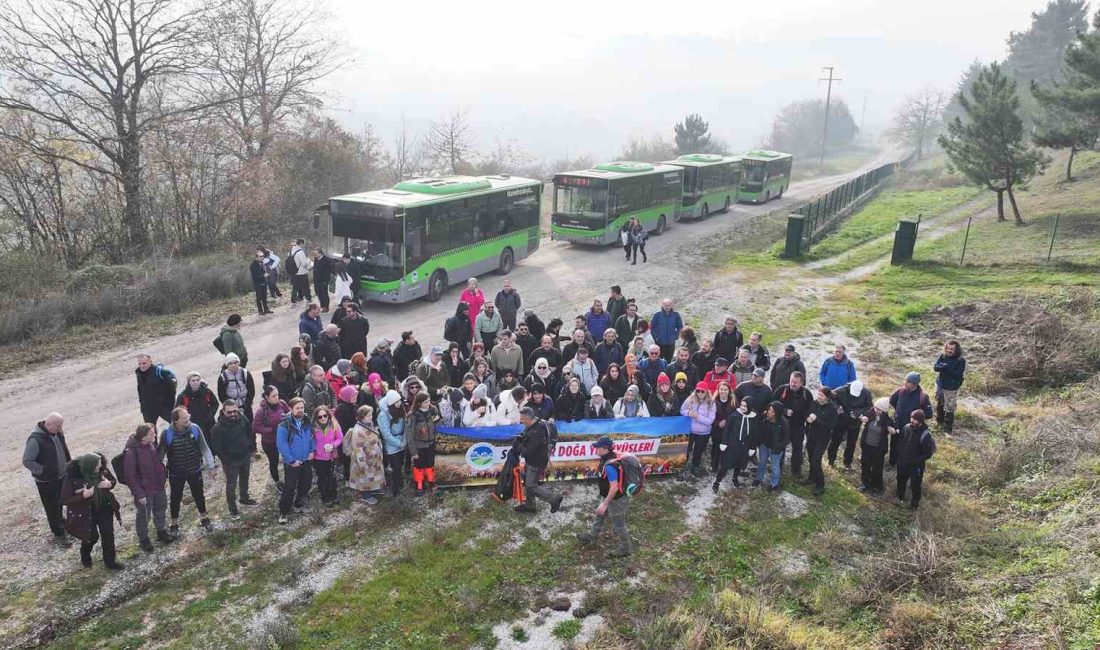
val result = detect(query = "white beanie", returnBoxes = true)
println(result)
[383,390,402,407]
[473,383,488,400]
[224,352,240,364]
[590,386,604,398]
[850,380,864,396]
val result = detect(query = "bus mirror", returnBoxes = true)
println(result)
[312,212,320,230]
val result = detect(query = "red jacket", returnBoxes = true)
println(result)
[703,369,736,394]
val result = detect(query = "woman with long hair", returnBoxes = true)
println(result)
[264,354,297,403]
[333,262,354,304]
[681,381,717,477]
[253,386,290,488]
[311,404,344,507]
[712,381,736,473]
[599,363,628,406]
[344,405,385,504]
[289,345,310,388]
[406,392,441,497]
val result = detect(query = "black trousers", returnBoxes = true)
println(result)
[384,451,405,496]
[861,443,886,491]
[788,420,806,474]
[314,459,337,504]
[267,276,282,298]
[80,507,117,566]
[169,472,207,520]
[896,461,926,506]
[658,344,675,363]
[888,432,902,466]
[715,443,749,483]
[828,419,860,466]
[630,243,647,263]
[412,444,436,469]
[313,279,330,310]
[262,441,280,483]
[290,274,311,303]
[686,434,709,468]
[141,407,172,428]
[808,436,828,490]
[623,240,632,259]
[254,285,269,314]
[36,479,65,536]
[709,430,724,471]
[279,462,313,514]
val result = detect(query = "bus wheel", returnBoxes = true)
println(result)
[497,247,515,274]
[654,215,667,235]
[702,202,710,219]
[426,270,447,302]
[723,197,731,213]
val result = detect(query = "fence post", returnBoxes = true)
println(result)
[1047,213,1060,262]
[960,216,972,265]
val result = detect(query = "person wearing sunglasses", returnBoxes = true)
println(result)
[311,406,344,507]
[680,381,717,478]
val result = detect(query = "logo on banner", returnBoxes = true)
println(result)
[465,442,497,469]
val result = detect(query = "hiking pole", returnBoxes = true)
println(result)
[1047,214,1059,262]
[960,217,972,266]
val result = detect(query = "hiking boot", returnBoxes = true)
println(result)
[752,479,761,487]
[199,517,214,532]
[711,481,720,494]
[908,503,919,510]
[139,539,155,553]
[275,482,284,493]
[80,550,93,568]
[608,546,632,558]
[514,503,537,514]
[576,532,596,545]
[228,508,240,520]
[857,484,868,492]
[156,529,173,544]
[169,523,180,538]
[767,485,777,493]
[53,533,72,548]
[812,487,824,497]
[550,495,563,513]
[239,497,259,506]
[362,494,378,505]
[278,514,289,524]
[294,505,306,514]
[105,561,125,571]
[732,478,742,489]
[843,463,853,471]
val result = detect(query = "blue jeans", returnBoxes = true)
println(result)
[756,444,783,488]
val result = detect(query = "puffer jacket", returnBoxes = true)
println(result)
[934,354,966,391]
[122,435,167,500]
[276,415,314,464]
[210,412,255,464]
[312,422,344,462]
[758,416,791,452]
[378,406,406,454]
[680,397,716,435]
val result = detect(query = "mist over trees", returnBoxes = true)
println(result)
[764,98,858,157]
[888,87,949,161]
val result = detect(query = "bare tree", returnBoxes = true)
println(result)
[424,108,474,175]
[0,0,219,250]
[206,0,343,162]
[474,139,532,175]
[888,87,949,160]
[384,117,422,184]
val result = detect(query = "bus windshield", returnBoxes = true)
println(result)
[332,210,403,269]
[555,185,607,218]
[743,164,766,183]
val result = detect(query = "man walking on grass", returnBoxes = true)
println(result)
[577,436,632,557]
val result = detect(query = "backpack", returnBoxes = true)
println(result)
[285,250,299,275]
[212,333,226,354]
[545,420,558,459]
[605,452,646,497]
[110,450,130,486]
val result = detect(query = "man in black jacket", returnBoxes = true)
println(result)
[772,372,813,477]
[22,413,73,546]
[338,308,370,360]
[896,410,936,509]
[713,316,744,364]
[513,408,563,514]
[393,331,423,382]
[666,347,699,388]
[831,380,873,469]
[770,344,806,388]
[136,354,177,427]
[312,248,333,311]
[314,325,343,371]
[340,252,362,301]
[209,400,258,517]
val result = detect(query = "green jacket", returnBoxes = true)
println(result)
[210,413,255,464]
[220,326,248,368]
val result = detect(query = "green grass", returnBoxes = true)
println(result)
[552,619,581,641]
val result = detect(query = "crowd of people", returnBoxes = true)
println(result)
[23,256,966,566]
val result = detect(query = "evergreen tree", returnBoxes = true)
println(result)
[673,114,713,155]
[938,63,1049,225]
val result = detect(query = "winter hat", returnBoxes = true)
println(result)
[715,357,729,367]
[299,333,312,344]
[625,385,639,396]
[657,372,671,386]
[430,345,444,357]
[186,371,203,382]
[784,344,796,352]
[850,380,864,396]
[338,385,358,404]
[472,384,489,400]
[874,397,890,412]
[674,372,688,384]
[910,410,927,424]
[695,381,710,392]
[905,372,921,385]
[383,390,402,407]
[376,337,392,349]
[224,352,240,364]
[590,386,604,398]
[336,359,351,376]
[753,368,766,378]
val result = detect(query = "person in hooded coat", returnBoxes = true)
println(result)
[377,391,406,496]
[334,385,359,481]
[442,342,469,387]
[586,386,614,419]
[122,423,170,551]
[805,387,839,497]
[716,398,757,490]
[367,338,396,387]
[253,386,290,488]
[555,377,588,422]
[711,381,737,472]
[462,384,498,427]
[62,453,123,569]
[175,372,219,447]
[444,302,473,354]
[524,357,561,400]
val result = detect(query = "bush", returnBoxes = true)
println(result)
[65,264,137,294]
[864,531,956,599]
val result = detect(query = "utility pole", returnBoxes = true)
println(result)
[860,90,868,133]
[819,66,842,164]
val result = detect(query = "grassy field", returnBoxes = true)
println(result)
[12,149,1100,650]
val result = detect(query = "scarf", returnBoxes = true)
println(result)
[77,453,108,509]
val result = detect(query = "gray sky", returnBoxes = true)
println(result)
[321,0,1057,162]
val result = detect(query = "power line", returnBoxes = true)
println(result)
[819,66,842,164]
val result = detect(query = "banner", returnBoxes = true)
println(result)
[438,416,692,440]
[465,438,663,471]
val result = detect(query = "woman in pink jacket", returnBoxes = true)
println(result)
[458,277,486,338]
[253,386,291,488]
[681,381,717,478]
[311,404,344,507]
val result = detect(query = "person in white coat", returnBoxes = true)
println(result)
[462,384,497,427]
[613,385,650,418]
[333,263,355,303]
[496,386,527,425]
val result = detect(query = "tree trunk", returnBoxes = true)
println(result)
[995,190,1005,221]
[1066,145,1076,182]
[119,136,148,253]
[1006,185,1024,225]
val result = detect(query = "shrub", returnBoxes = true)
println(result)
[864,531,956,599]
[65,264,137,294]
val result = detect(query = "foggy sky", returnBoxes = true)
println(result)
[320,0,1058,162]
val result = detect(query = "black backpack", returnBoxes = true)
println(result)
[212,333,225,354]
[545,420,558,460]
[111,450,129,486]
[285,251,299,275]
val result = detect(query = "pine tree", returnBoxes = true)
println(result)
[938,62,1049,225]
[673,114,713,155]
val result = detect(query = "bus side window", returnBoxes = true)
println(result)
[406,208,427,268]
[470,195,491,242]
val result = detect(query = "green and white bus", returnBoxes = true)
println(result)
[663,153,742,219]
[738,150,794,204]
[551,162,683,245]
[324,175,541,303]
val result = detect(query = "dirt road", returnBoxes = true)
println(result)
[0,149,898,589]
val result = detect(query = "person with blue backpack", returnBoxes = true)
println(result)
[276,397,315,524]
[576,436,636,557]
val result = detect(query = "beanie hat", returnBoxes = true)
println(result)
[657,372,671,386]
[874,397,890,412]
[376,337,392,349]
[472,384,488,400]
[850,380,864,396]
[675,372,688,384]
[910,410,927,424]
[338,385,358,404]
[336,359,351,376]
[383,390,402,407]
[770,400,785,414]
[753,368,766,378]
[224,352,240,364]
[626,384,639,396]
[905,372,921,385]
[590,386,604,398]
